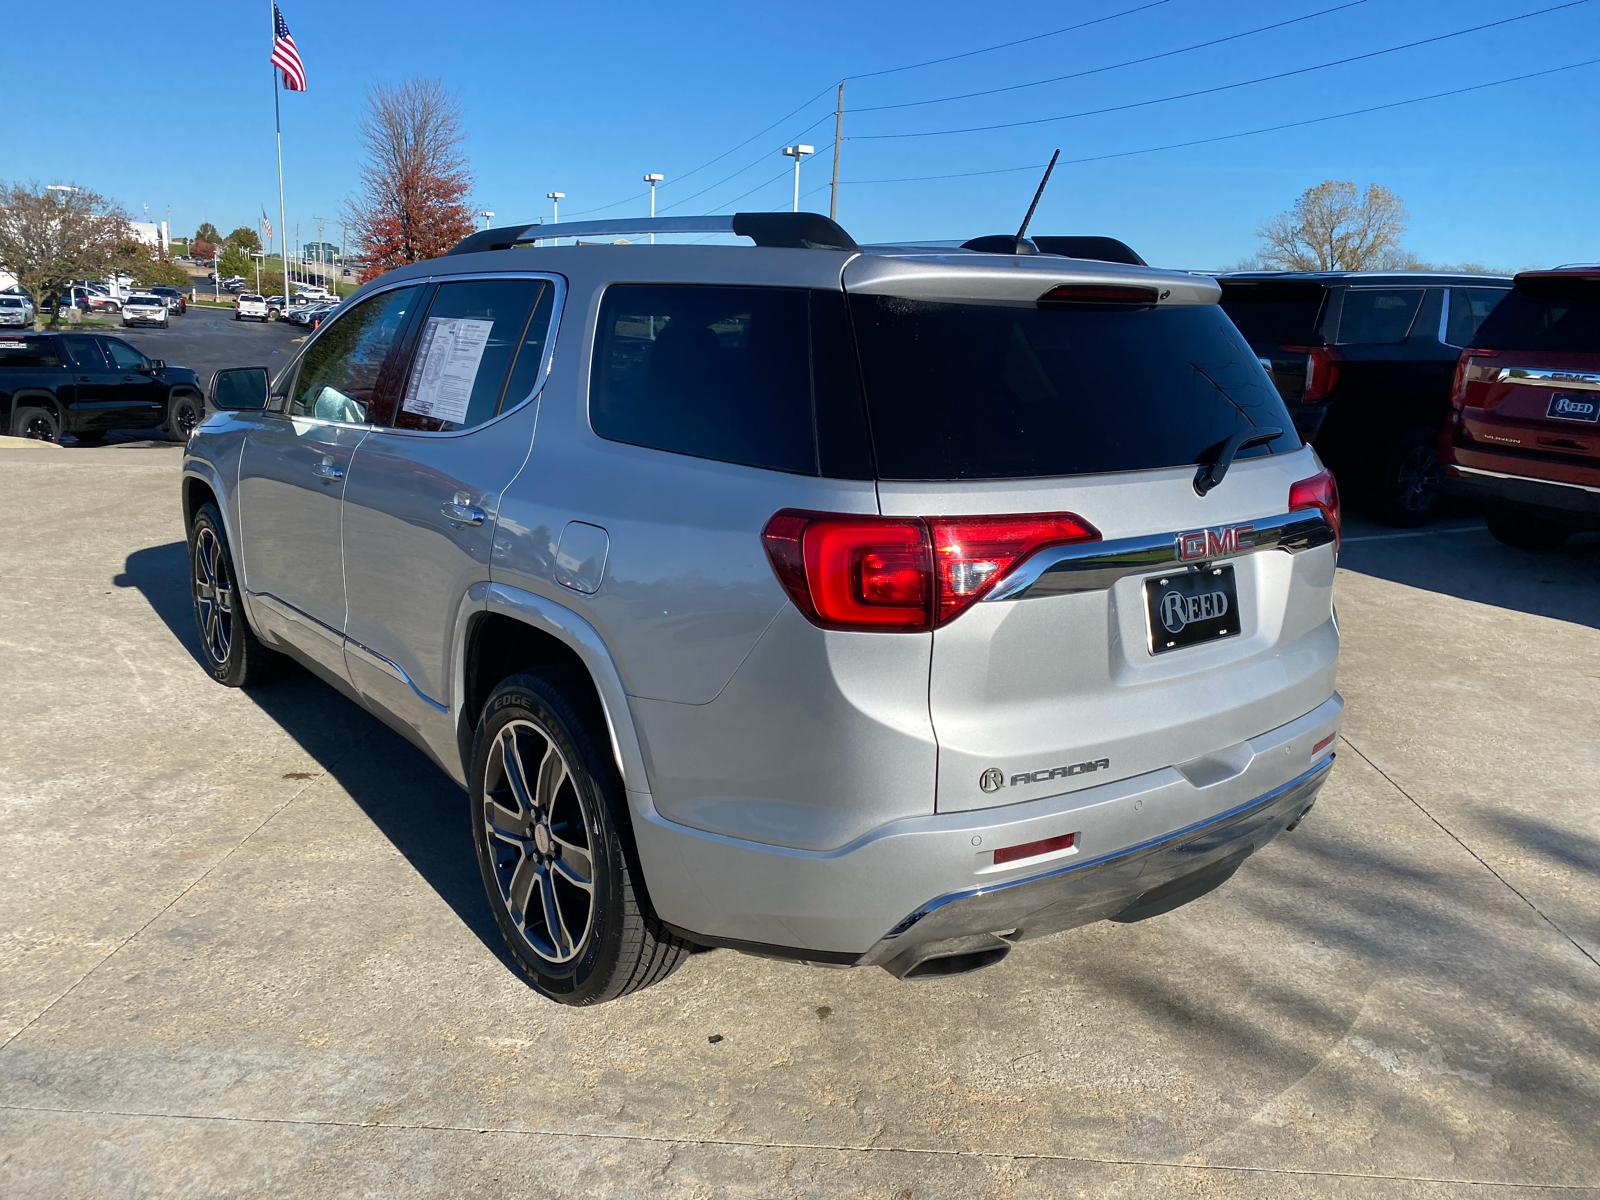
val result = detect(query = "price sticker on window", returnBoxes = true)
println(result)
[402,316,494,424]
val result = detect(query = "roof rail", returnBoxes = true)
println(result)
[444,212,858,256]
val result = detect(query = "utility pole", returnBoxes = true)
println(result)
[829,82,844,221]
[783,146,814,213]
[313,215,328,288]
[644,174,663,243]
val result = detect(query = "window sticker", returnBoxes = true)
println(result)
[402,316,494,424]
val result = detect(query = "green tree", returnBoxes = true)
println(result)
[224,226,262,254]
[217,243,254,279]
[0,180,131,327]
[1257,181,1409,271]
[195,222,221,245]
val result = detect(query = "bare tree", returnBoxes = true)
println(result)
[348,78,476,282]
[1257,181,1409,272]
[0,182,131,326]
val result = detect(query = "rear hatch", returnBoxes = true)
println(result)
[1455,271,1600,471]
[843,254,1339,814]
[1217,279,1332,402]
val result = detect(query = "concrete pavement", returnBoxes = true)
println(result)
[1,446,1596,1198]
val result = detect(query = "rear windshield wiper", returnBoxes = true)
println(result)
[1194,427,1283,496]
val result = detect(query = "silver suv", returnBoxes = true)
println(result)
[185,213,1342,1005]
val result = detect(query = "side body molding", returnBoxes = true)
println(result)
[483,583,651,795]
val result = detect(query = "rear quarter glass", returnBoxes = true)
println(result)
[848,295,1299,480]
[1471,277,1600,353]
[1217,282,1329,346]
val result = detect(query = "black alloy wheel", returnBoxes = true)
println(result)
[1371,427,1443,528]
[470,671,690,1005]
[167,394,203,442]
[188,502,284,686]
[12,406,60,442]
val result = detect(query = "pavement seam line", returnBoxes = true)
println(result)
[0,725,381,1052]
[1339,734,1600,972]
[0,1104,1594,1190]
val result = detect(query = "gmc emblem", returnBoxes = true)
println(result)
[1176,524,1255,562]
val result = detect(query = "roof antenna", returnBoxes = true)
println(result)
[1014,149,1061,252]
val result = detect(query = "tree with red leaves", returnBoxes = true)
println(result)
[348,78,476,283]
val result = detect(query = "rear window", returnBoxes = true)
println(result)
[1335,288,1424,344]
[590,284,871,478]
[848,296,1299,481]
[0,339,59,367]
[1471,277,1600,353]
[1217,282,1328,346]
[240,294,264,303]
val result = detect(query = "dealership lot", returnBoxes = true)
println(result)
[0,443,1596,1197]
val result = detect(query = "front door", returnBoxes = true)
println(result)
[236,284,424,683]
[341,276,558,758]
[97,337,168,429]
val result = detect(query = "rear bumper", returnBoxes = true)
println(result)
[637,692,1343,960]
[1443,462,1600,526]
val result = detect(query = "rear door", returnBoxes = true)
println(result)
[844,259,1339,815]
[56,335,122,432]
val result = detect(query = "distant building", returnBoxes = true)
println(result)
[303,241,341,258]
[129,221,170,254]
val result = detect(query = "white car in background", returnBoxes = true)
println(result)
[294,284,332,302]
[121,293,170,328]
[0,294,35,327]
[234,293,269,322]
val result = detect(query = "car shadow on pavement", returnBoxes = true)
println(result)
[1338,529,1600,630]
[114,541,517,971]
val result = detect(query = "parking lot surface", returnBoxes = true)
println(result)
[1,445,1596,1197]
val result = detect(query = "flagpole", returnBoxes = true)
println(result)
[272,1,289,296]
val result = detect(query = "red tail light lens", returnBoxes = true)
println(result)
[1283,345,1343,402]
[762,510,1100,631]
[1289,469,1341,547]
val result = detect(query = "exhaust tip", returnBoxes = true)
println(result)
[881,933,1011,981]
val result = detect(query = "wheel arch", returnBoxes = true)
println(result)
[8,388,63,428]
[464,586,650,799]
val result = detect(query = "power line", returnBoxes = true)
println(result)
[851,0,1370,114]
[853,0,1593,139]
[849,0,1179,80]
[658,112,836,213]
[840,57,1600,183]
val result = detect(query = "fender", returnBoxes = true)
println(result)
[480,582,651,797]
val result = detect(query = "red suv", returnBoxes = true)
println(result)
[1442,267,1600,548]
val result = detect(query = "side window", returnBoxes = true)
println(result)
[590,284,816,475]
[388,278,552,432]
[1406,289,1444,343]
[101,338,149,372]
[1335,289,1424,345]
[1446,287,1509,347]
[59,335,107,371]
[290,286,422,424]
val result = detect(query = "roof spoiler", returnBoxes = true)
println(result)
[446,212,858,256]
[958,235,1146,266]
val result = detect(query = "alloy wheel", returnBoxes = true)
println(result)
[193,527,234,664]
[176,400,201,439]
[21,413,56,441]
[482,719,596,965]
[1395,444,1440,513]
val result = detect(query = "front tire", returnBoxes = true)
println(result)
[188,502,285,686]
[1486,508,1570,550]
[470,672,690,1005]
[166,393,202,442]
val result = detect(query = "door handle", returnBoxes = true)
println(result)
[312,457,344,480]
[441,500,486,526]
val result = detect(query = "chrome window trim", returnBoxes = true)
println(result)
[1495,367,1600,392]
[984,509,1334,602]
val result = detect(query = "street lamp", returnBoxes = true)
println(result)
[547,192,565,225]
[482,211,495,231]
[250,251,266,296]
[784,145,819,214]
[45,185,80,195]
[643,174,664,243]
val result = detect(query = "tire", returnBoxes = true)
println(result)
[1369,427,1442,527]
[166,392,203,442]
[233,313,241,321]
[188,502,285,686]
[11,405,60,442]
[1486,508,1571,551]
[470,671,690,1005]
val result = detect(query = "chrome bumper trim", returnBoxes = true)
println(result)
[1446,463,1600,496]
[985,509,1333,602]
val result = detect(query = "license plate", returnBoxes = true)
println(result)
[1146,565,1240,654]
[1546,393,1600,422]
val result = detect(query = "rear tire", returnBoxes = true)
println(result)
[1369,427,1442,527]
[1486,509,1570,550]
[470,671,690,1006]
[188,502,286,686]
[12,406,60,442]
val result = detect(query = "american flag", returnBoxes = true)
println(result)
[271,5,306,92]
[260,208,273,243]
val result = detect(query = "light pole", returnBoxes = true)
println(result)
[782,145,814,213]
[250,251,266,296]
[482,210,495,231]
[547,192,564,225]
[643,174,663,243]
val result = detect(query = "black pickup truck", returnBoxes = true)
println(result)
[0,332,204,444]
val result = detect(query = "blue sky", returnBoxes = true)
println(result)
[6,0,1597,270]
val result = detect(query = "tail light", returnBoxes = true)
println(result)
[1039,283,1159,310]
[762,510,1100,632]
[1289,470,1341,548]
[1451,348,1502,408]
[1283,345,1342,402]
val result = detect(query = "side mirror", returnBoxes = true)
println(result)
[211,366,270,411]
